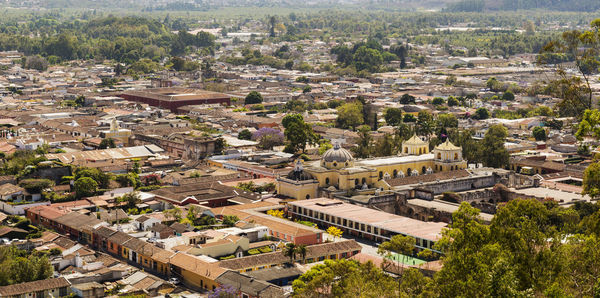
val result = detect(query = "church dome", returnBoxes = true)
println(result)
[322,143,353,163]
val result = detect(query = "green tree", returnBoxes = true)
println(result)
[73,177,98,198]
[318,139,333,155]
[583,162,600,199]
[432,97,445,105]
[282,114,318,154]
[481,125,509,168]
[473,107,490,120]
[416,110,435,138]
[336,102,364,130]
[99,138,116,149]
[164,207,182,222]
[244,91,263,105]
[238,129,252,140]
[399,94,416,104]
[297,245,307,264]
[222,215,239,227]
[292,259,397,297]
[302,85,312,93]
[353,125,372,159]
[486,77,503,92]
[576,109,600,140]
[352,46,383,72]
[532,127,547,141]
[374,134,396,157]
[447,96,460,106]
[502,91,515,101]
[283,243,297,264]
[384,108,403,126]
[539,20,600,117]
[378,234,415,287]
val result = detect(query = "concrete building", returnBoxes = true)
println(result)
[119,88,231,113]
[289,198,447,251]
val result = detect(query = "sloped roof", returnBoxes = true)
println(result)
[403,134,427,146]
[0,277,70,296]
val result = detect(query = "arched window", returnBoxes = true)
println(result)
[333,162,337,167]
[404,147,408,153]
[379,171,383,179]
[306,194,310,199]
[361,178,366,184]
[422,166,426,174]
[437,153,441,159]
[418,148,422,155]
[407,168,412,176]
[454,153,459,160]
[325,178,330,185]
[393,169,398,178]
[354,178,359,185]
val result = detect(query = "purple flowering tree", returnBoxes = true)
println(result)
[252,127,284,150]
[208,284,237,298]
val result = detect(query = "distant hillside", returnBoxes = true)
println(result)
[5,0,596,11]
[445,0,600,12]
[3,0,461,11]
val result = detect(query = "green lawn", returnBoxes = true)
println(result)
[385,253,427,266]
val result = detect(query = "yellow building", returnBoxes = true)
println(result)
[277,136,467,200]
[99,118,132,145]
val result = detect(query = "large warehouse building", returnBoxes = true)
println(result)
[119,88,231,112]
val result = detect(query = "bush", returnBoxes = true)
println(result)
[220,255,236,260]
[248,249,261,255]
[19,179,54,193]
[259,246,272,253]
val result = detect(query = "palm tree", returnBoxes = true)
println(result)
[297,245,307,264]
[283,243,297,264]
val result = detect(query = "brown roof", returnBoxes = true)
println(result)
[0,183,24,196]
[94,226,117,239]
[0,277,70,296]
[122,238,147,251]
[54,212,102,231]
[169,252,227,280]
[107,231,133,245]
[219,240,362,270]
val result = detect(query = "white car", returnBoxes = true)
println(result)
[169,277,180,285]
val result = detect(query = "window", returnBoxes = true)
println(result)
[242,294,250,298]
[325,177,330,185]
[354,178,359,185]
[306,194,310,199]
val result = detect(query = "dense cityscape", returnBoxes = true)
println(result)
[0,0,598,297]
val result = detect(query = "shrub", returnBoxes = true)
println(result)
[248,249,261,255]
[259,246,272,253]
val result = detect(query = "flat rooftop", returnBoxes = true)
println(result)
[357,153,434,167]
[290,198,446,241]
[510,187,591,206]
[121,88,230,101]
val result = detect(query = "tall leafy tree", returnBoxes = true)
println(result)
[282,114,318,154]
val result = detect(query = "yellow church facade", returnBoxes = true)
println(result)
[277,136,467,200]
